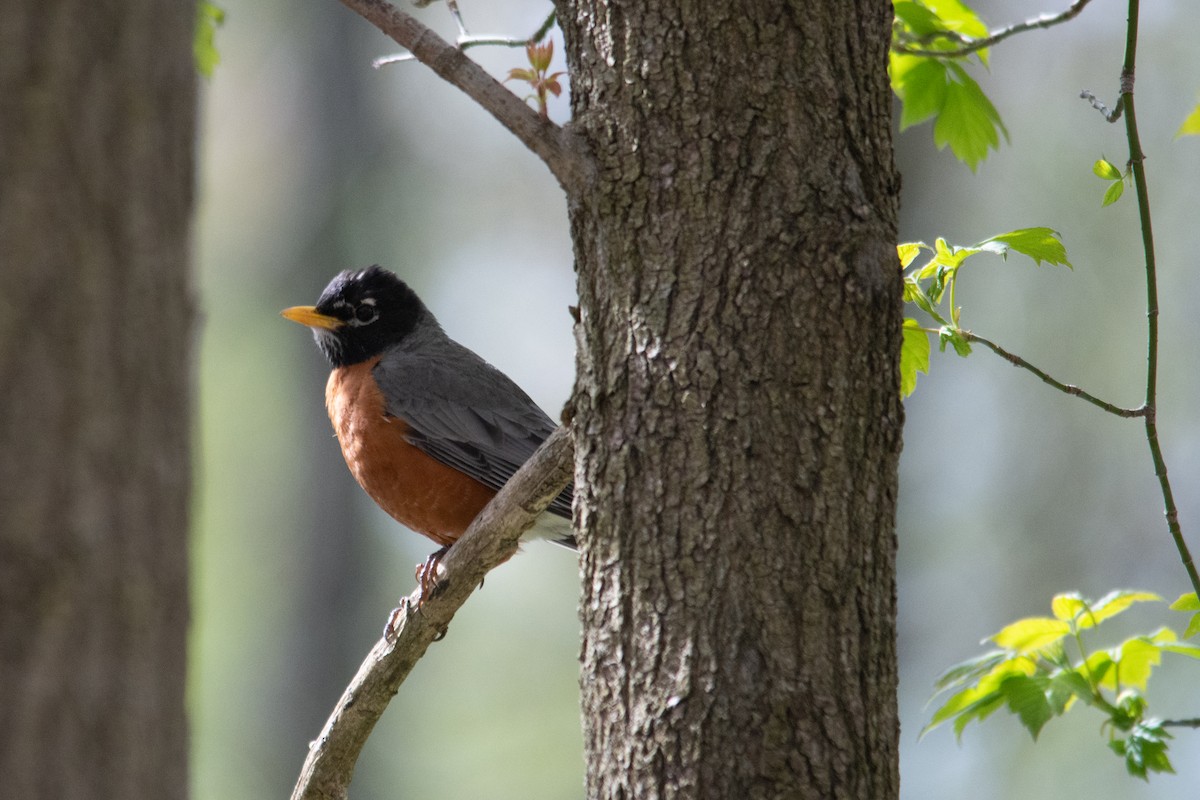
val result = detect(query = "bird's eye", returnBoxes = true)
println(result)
[353,304,378,325]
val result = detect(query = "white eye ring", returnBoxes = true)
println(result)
[349,303,378,326]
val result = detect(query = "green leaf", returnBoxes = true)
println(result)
[931,649,1011,692]
[924,654,1036,738]
[925,265,949,304]
[951,691,1006,740]
[894,1,945,37]
[977,227,1072,269]
[933,64,1007,171]
[1093,158,1123,180]
[904,276,942,321]
[1077,590,1162,629]
[1102,180,1125,207]
[900,319,931,397]
[1157,641,1200,660]
[898,242,926,269]
[1169,592,1200,611]
[937,326,972,356]
[924,0,989,41]
[1170,593,1200,638]
[1176,101,1200,138]
[894,57,950,130]
[933,236,979,269]
[1114,721,1175,780]
[1113,633,1168,690]
[1051,592,1087,622]
[925,683,999,736]
[1000,673,1054,739]
[194,1,226,79]
[991,616,1070,653]
[1083,649,1114,689]
[1115,688,1147,724]
[1048,668,1092,712]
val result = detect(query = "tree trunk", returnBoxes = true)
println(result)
[0,1,196,797]
[558,2,902,797]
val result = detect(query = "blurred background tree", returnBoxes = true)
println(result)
[192,1,1200,798]
[0,0,194,796]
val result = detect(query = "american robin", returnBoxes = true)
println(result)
[282,266,574,596]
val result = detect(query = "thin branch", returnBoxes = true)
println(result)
[375,10,559,64]
[892,0,1095,58]
[1079,89,1124,123]
[289,426,576,800]
[444,0,467,38]
[338,0,592,194]
[1115,0,1200,598]
[1162,718,1200,729]
[456,35,538,49]
[528,8,558,44]
[963,332,1145,418]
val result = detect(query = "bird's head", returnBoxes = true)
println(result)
[281,265,430,367]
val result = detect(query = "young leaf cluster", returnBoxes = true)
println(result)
[898,227,1071,397]
[925,591,1200,780]
[505,40,565,119]
[1093,158,1130,207]
[891,0,1007,170]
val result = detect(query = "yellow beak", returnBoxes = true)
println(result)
[280,305,343,331]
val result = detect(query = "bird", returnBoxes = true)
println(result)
[282,266,574,598]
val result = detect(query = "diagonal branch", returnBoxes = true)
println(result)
[892,0,1095,58]
[289,426,576,800]
[337,0,593,194]
[963,332,1144,418]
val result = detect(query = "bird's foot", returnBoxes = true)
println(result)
[383,598,409,643]
[415,545,450,606]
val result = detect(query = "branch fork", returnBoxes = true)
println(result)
[339,0,593,193]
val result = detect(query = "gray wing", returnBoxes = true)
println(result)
[373,334,574,523]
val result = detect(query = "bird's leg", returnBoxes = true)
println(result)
[415,545,450,605]
[383,597,409,643]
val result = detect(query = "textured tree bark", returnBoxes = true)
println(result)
[0,1,195,797]
[557,2,902,798]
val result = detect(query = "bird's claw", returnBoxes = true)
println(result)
[415,546,450,606]
[383,598,409,643]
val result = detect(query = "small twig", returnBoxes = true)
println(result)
[1162,718,1200,729]
[445,0,467,38]
[1079,89,1124,123]
[528,9,558,44]
[289,427,576,800]
[456,35,538,49]
[340,0,592,194]
[963,332,1144,418]
[410,0,465,35]
[376,9,558,62]
[892,0,1095,58]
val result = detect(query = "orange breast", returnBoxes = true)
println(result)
[325,358,498,546]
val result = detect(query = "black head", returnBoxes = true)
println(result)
[281,266,432,367]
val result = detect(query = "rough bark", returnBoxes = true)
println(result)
[0,1,195,797]
[557,2,902,798]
